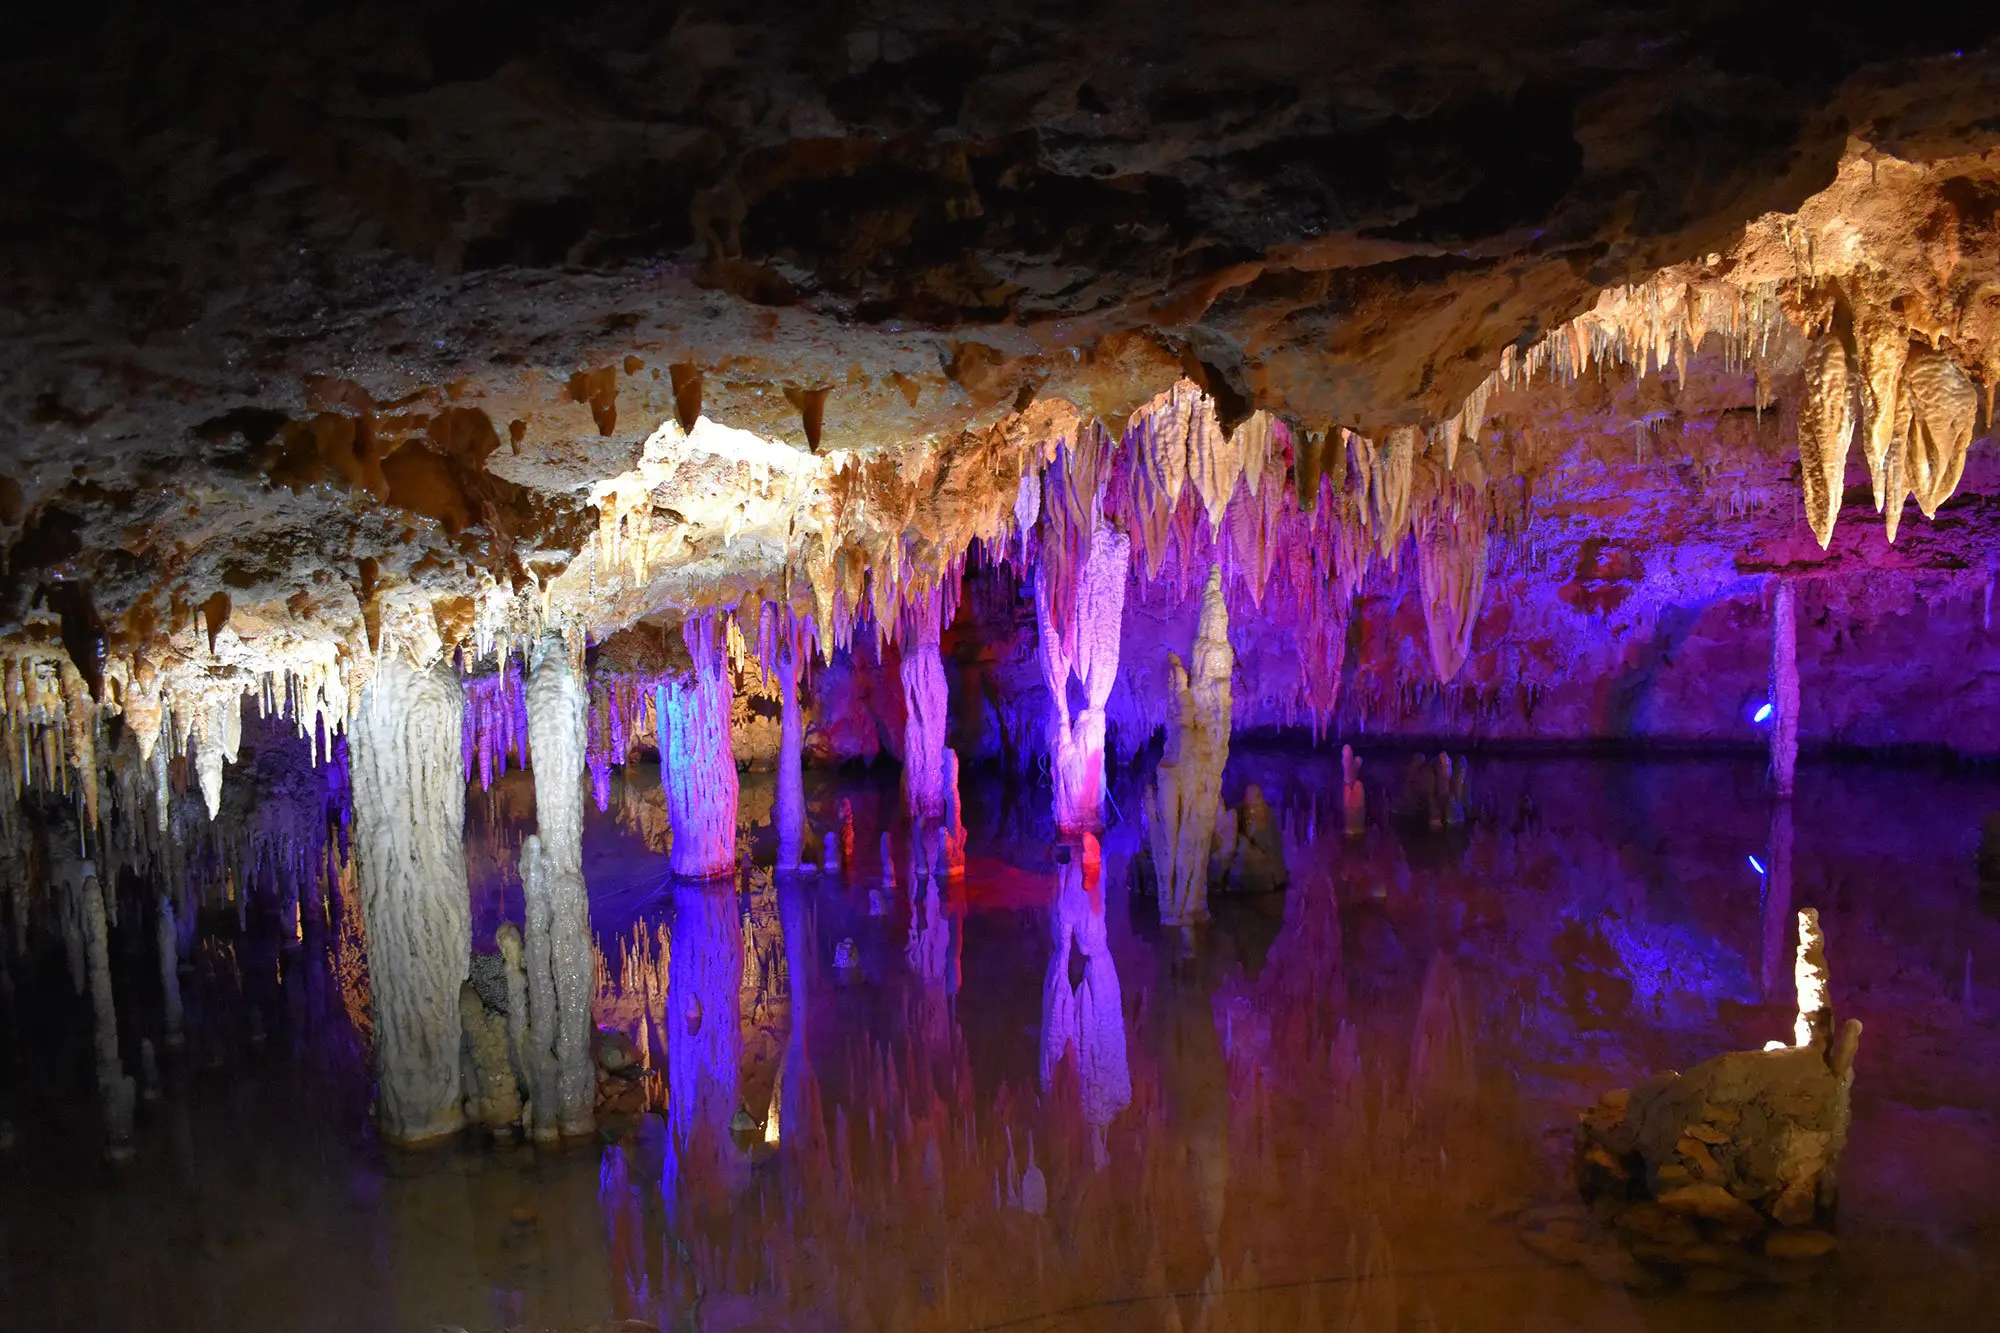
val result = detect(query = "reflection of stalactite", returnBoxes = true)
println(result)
[1040,836,1130,1170]
[658,615,739,880]
[666,877,743,1166]
[1409,952,1476,1108]
[900,589,949,819]
[1037,523,1130,833]
[1762,801,1794,1002]
[350,657,470,1147]
[1770,582,1799,796]
[1413,494,1489,683]
[523,633,596,1137]
[1147,568,1232,927]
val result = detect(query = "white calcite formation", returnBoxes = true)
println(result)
[522,633,597,1138]
[1037,523,1131,833]
[899,591,950,820]
[1147,568,1234,927]
[349,656,472,1148]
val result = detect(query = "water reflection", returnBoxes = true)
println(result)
[5,756,2000,1330]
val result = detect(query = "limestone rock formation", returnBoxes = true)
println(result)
[350,657,472,1149]
[1146,568,1233,927]
[1571,910,1863,1285]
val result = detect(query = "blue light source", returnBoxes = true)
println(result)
[1752,702,1774,724]
[1747,854,1766,875]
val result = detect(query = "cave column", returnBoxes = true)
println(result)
[1149,567,1232,928]
[1038,524,1132,834]
[1770,581,1799,796]
[521,632,596,1138]
[157,894,184,1047]
[350,656,471,1148]
[774,636,806,872]
[658,615,739,880]
[80,862,136,1161]
[900,590,949,821]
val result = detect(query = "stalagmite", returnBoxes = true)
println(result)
[657,616,739,880]
[900,592,949,820]
[522,633,596,1137]
[1037,523,1132,833]
[1770,582,1799,797]
[1794,906,1831,1050]
[350,656,471,1148]
[80,862,135,1161]
[1798,334,1855,548]
[1341,746,1365,838]
[1146,567,1233,927]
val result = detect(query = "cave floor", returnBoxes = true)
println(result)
[4,753,1999,1331]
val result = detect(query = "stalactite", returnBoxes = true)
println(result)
[900,589,949,820]
[1798,334,1855,548]
[1146,567,1232,927]
[658,615,740,880]
[1770,581,1800,797]
[523,632,596,1138]
[1414,496,1490,684]
[1850,290,1909,514]
[1037,522,1131,833]
[1899,347,1978,521]
[349,656,471,1148]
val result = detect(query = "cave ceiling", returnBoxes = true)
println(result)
[4,0,2000,743]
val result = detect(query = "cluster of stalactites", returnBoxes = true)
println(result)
[1798,277,1984,547]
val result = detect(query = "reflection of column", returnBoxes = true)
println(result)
[1157,938,1228,1259]
[1770,581,1799,796]
[666,878,744,1184]
[1763,800,1795,1002]
[350,657,470,1147]
[659,616,739,881]
[1039,835,1131,1169]
[524,633,596,1138]
[775,875,821,1163]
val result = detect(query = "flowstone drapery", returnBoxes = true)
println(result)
[350,656,472,1148]
[522,633,596,1138]
[657,615,739,881]
[1036,524,1132,833]
[1146,567,1233,927]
